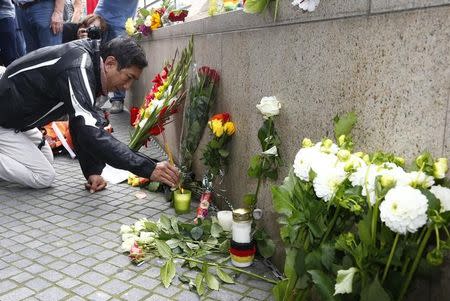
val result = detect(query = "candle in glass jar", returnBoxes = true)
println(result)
[232,208,252,243]
[217,210,232,231]
[173,189,191,214]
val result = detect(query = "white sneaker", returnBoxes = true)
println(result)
[110,101,124,114]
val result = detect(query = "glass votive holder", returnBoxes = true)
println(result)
[217,210,233,231]
[173,189,191,214]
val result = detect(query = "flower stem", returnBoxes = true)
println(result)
[371,197,381,246]
[398,226,433,301]
[321,206,341,245]
[382,233,399,283]
[174,255,278,284]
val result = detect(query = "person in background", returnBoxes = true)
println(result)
[14,0,64,53]
[94,0,139,114]
[63,13,107,43]
[63,0,82,23]
[0,0,18,66]
[0,37,179,191]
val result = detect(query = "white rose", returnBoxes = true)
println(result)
[134,219,147,232]
[379,186,428,234]
[292,0,320,12]
[262,146,278,156]
[256,96,280,119]
[138,231,156,244]
[122,233,138,242]
[430,185,450,212]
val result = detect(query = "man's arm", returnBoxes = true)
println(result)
[51,0,64,34]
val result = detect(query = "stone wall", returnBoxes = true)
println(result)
[128,1,450,298]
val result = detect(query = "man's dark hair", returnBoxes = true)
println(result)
[100,37,148,70]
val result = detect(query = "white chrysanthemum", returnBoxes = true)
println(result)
[134,219,148,232]
[379,186,428,234]
[137,231,155,244]
[349,164,378,205]
[430,185,450,212]
[120,225,133,234]
[292,0,320,12]
[121,239,135,252]
[293,147,322,181]
[405,171,435,188]
[313,166,347,202]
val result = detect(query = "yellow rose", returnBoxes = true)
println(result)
[223,122,235,135]
[210,119,224,137]
[125,18,136,36]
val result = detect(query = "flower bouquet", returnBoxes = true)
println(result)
[180,66,220,173]
[201,113,236,177]
[168,9,189,22]
[271,112,450,301]
[128,38,193,151]
[125,7,164,37]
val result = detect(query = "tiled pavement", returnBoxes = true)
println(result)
[0,111,276,300]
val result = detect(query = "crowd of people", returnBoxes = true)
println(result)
[0,0,180,192]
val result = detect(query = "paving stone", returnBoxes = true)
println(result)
[114,269,137,281]
[130,275,160,290]
[57,277,81,289]
[0,266,21,280]
[79,271,109,286]
[72,283,96,297]
[25,277,52,292]
[120,287,150,300]
[92,262,120,276]
[40,270,65,282]
[78,257,100,268]
[207,289,243,301]
[11,258,33,268]
[100,279,130,295]
[144,294,171,301]
[86,291,111,301]
[35,286,69,301]
[11,271,34,283]
[0,280,17,294]
[60,263,89,277]
[143,267,160,278]
[248,288,271,299]
[154,285,181,297]
[174,290,201,301]
[0,287,34,301]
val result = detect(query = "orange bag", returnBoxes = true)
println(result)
[42,121,75,157]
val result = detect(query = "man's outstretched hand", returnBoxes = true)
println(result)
[150,161,180,188]
[85,175,107,193]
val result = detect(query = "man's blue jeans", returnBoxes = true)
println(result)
[0,17,18,66]
[15,0,62,53]
[104,25,126,103]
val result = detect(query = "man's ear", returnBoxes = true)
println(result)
[104,56,117,71]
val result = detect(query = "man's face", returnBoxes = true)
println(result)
[104,56,143,92]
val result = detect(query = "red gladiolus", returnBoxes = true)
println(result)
[149,124,164,135]
[210,112,230,123]
[152,74,163,86]
[161,67,169,79]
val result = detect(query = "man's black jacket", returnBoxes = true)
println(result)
[0,39,156,180]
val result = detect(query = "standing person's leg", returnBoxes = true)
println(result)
[0,127,55,188]
[108,26,126,113]
[0,17,18,66]
[29,0,62,49]
[14,7,27,57]
[14,6,38,53]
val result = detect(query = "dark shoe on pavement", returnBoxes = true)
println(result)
[110,100,124,114]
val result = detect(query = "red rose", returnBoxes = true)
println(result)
[210,112,230,123]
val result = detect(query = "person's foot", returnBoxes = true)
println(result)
[110,100,124,114]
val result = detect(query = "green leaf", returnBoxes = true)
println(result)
[360,275,391,301]
[308,270,340,301]
[218,149,229,158]
[160,259,176,288]
[272,186,293,216]
[334,112,357,140]
[244,0,271,14]
[243,194,257,207]
[155,239,172,259]
[305,250,322,271]
[205,271,220,290]
[147,181,160,192]
[420,188,441,215]
[358,209,372,246]
[210,223,223,238]
[216,267,234,284]
[159,215,171,231]
[257,237,276,259]
[195,273,206,295]
[272,279,289,301]
[170,216,180,234]
[191,227,204,240]
[321,244,335,271]
[247,155,262,178]
[284,247,298,279]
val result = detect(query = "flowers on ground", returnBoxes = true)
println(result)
[129,38,193,151]
[292,0,320,12]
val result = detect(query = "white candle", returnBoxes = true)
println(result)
[217,211,233,231]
